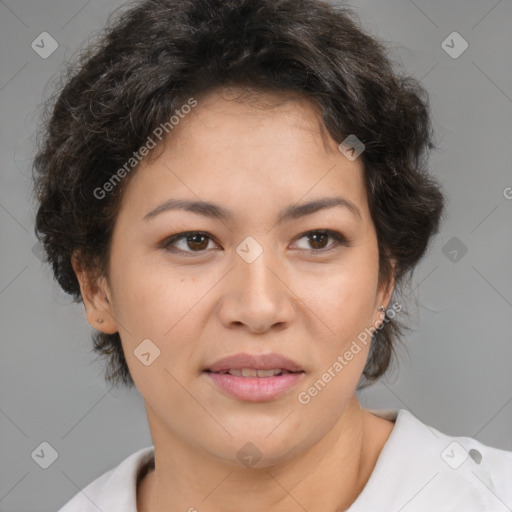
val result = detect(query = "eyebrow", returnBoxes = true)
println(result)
[143,196,362,223]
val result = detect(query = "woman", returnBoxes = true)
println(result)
[32,0,512,510]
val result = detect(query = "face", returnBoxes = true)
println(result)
[75,88,394,466]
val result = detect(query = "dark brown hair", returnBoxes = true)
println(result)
[32,0,445,389]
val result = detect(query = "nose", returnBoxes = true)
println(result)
[216,249,296,334]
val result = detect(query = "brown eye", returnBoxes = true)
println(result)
[163,231,217,255]
[163,229,350,257]
[185,233,210,251]
[294,230,349,253]
[307,232,329,250]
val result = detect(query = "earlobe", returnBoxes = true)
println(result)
[382,257,397,303]
[71,253,118,334]
[374,259,397,328]
[381,280,395,313]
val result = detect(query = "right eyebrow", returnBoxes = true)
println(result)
[143,195,362,223]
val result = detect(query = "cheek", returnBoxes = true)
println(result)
[111,259,216,370]
[111,268,203,398]
[298,255,379,335]
[293,263,378,414]
[109,254,194,348]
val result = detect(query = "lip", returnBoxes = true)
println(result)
[204,352,305,402]
[205,352,304,373]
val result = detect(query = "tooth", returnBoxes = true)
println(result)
[256,369,280,377]
[226,368,287,377]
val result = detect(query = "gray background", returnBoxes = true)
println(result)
[1,0,511,510]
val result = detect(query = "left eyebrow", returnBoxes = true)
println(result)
[143,196,362,223]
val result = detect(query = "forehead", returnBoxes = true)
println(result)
[117,88,369,225]
[177,87,336,149]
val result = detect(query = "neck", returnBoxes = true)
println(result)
[138,396,391,512]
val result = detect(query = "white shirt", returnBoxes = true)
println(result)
[57,408,512,511]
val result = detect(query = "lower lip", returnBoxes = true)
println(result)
[205,371,304,402]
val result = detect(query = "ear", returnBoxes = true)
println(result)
[71,251,118,334]
[373,258,397,328]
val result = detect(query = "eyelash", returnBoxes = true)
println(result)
[161,229,351,257]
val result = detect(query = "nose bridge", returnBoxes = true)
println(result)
[219,238,294,332]
[235,240,282,303]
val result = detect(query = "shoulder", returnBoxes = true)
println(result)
[396,409,512,509]
[434,429,512,505]
[352,409,512,511]
[56,446,155,512]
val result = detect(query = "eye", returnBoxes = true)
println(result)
[162,229,350,256]
[293,229,350,253]
[163,231,219,256]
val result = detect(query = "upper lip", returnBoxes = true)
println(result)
[205,352,304,373]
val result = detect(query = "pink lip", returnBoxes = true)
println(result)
[206,352,303,373]
[204,352,305,402]
[205,372,304,402]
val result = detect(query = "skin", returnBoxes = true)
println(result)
[72,87,396,512]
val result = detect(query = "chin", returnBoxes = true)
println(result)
[203,428,308,470]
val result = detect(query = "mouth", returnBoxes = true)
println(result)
[203,353,305,402]
[205,368,302,377]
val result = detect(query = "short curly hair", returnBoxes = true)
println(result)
[32,0,445,389]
